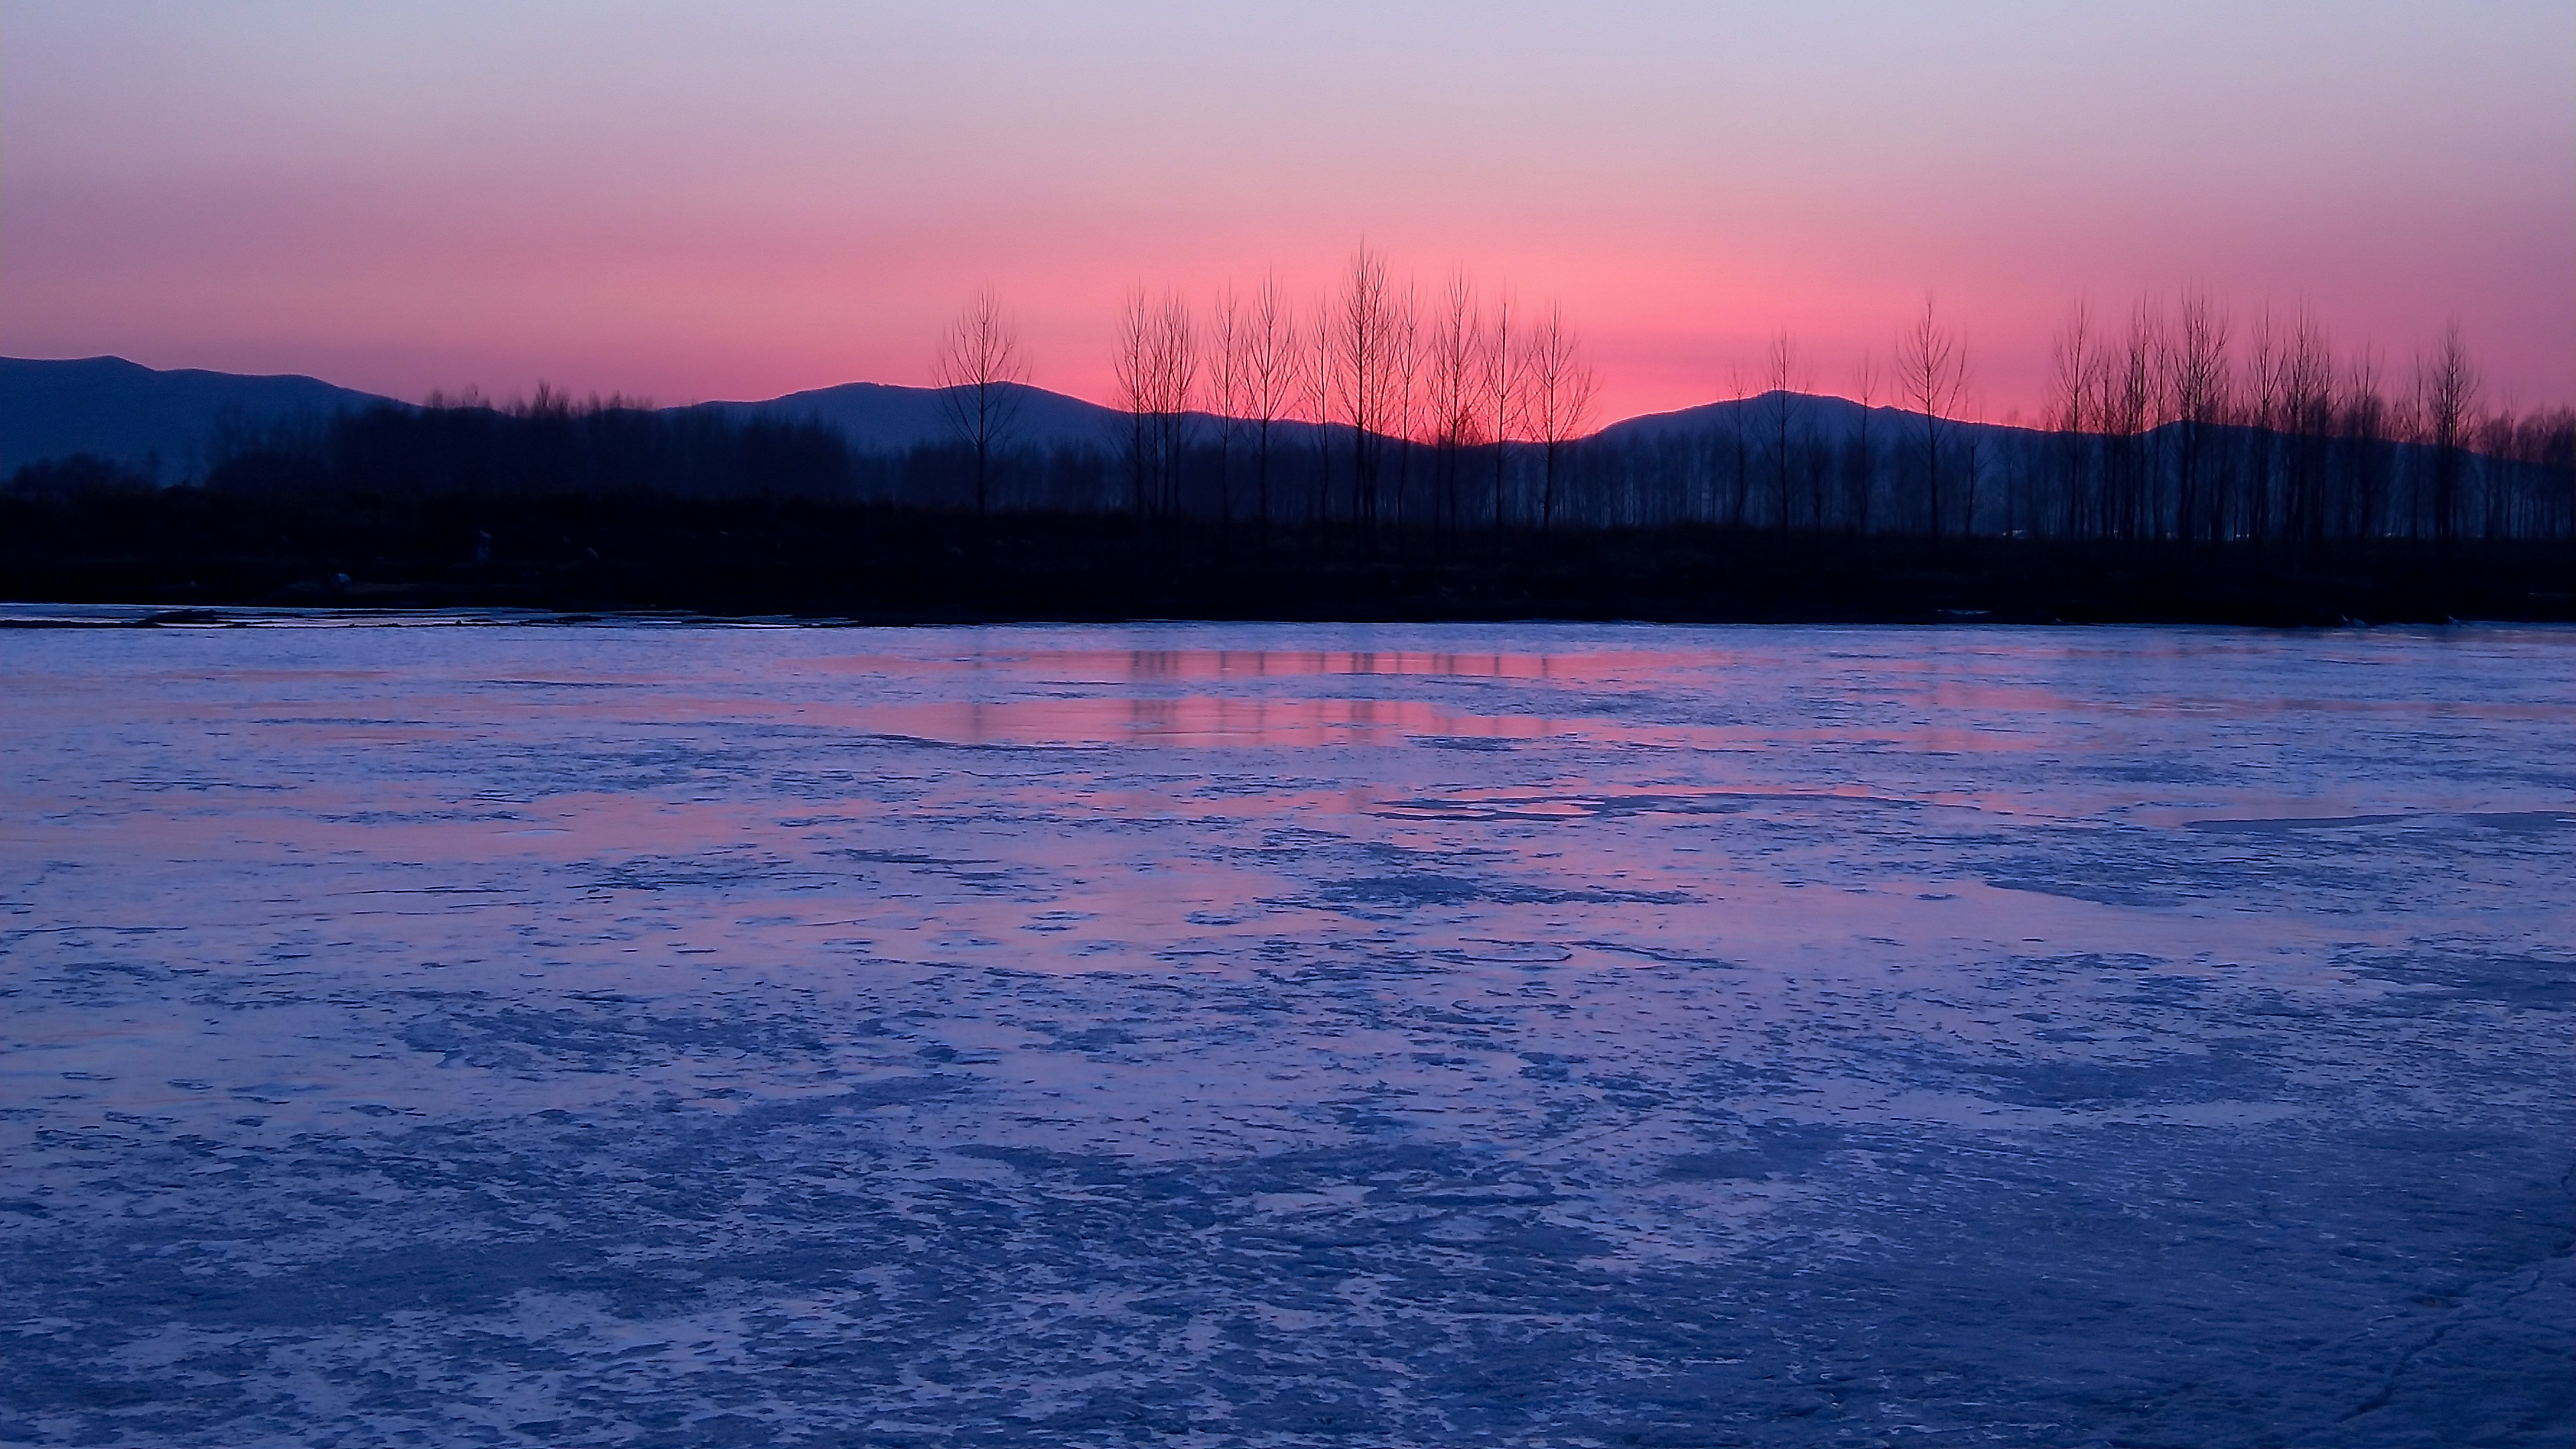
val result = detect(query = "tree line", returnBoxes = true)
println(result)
[931,252,2571,549]
[938,243,1599,544]
[2020,295,2566,548]
[22,249,2564,554]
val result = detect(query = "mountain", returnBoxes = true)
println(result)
[0,356,398,481]
[1593,390,2035,451]
[696,379,1131,453]
[2,356,2033,485]
[0,359,1229,480]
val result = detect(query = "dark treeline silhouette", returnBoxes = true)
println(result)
[200,385,860,501]
[114,357,2566,557]
[162,383,1117,512]
[22,258,2570,549]
[6,477,2565,626]
[924,258,2570,553]
[4,262,2570,623]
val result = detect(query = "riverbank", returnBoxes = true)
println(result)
[5,489,2568,626]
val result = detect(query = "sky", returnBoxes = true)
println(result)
[4,1,2570,424]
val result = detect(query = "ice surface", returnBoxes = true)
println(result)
[3,614,2570,1446]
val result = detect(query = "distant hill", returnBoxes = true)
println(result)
[8,356,2075,486]
[694,380,1130,454]
[0,356,397,481]
[1594,390,2035,451]
[1,359,1306,480]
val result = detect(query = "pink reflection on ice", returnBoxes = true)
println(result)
[861,694,1579,748]
[818,647,1605,683]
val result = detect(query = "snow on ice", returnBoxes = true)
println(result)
[3,615,2570,1446]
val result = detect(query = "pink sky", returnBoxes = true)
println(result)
[4,2,2569,423]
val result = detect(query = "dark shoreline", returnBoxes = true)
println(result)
[4,490,2569,628]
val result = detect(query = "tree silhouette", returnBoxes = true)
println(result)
[1113,287,1153,519]
[1428,272,1484,546]
[2156,291,2224,545]
[1150,290,1198,518]
[1242,272,1298,546]
[1898,295,1967,542]
[930,286,1027,518]
[1303,297,1337,524]
[1208,284,1245,539]
[1846,352,1879,534]
[89,255,2570,570]
[1111,287,1196,520]
[1390,278,1424,539]
[2417,321,2478,547]
[1526,302,1595,530]
[1481,292,1522,534]
[1763,328,1804,534]
[2048,300,2097,539]
[1336,243,1396,529]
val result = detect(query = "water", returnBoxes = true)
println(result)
[4,612,2571,1447]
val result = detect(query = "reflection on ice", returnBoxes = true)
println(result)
[3,619,2570,1446]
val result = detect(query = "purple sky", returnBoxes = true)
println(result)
[4,1,2569,422]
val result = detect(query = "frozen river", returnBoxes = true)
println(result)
[3,612,2571,1447]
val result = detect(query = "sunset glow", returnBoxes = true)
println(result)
[7,9,2574,1436]
[5,2,2570,420]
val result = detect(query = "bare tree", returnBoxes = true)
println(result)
[2163,288,2230,546]
[2240,305,2282,545]
[1110,287,1195,520]
[1846,352,1879,534]
[1481,291,1523,533]
[1112,286,1154,518]
[1428,272,1484,543]
[1336,243,1396,528]
[2337,345,2392,542]
[1149,291,1197,518]
[2100,301,2154,542]
[1303,297,1337,524]
[1723,366,1752,527]
[2280,307,2335,551]
[2048,299,2096,538]
[1207,284,1245,536]
[1763,328,1805,534]
[1389,278,1424,536]
[1242,272,1299,546]
[2416,320,2478,546]
[1525,301,1596,529]
[931,286,1028,518]
[1898,295,1967,542]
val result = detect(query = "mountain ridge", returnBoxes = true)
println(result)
[1,353,2039,482]
[0,357,394,480]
